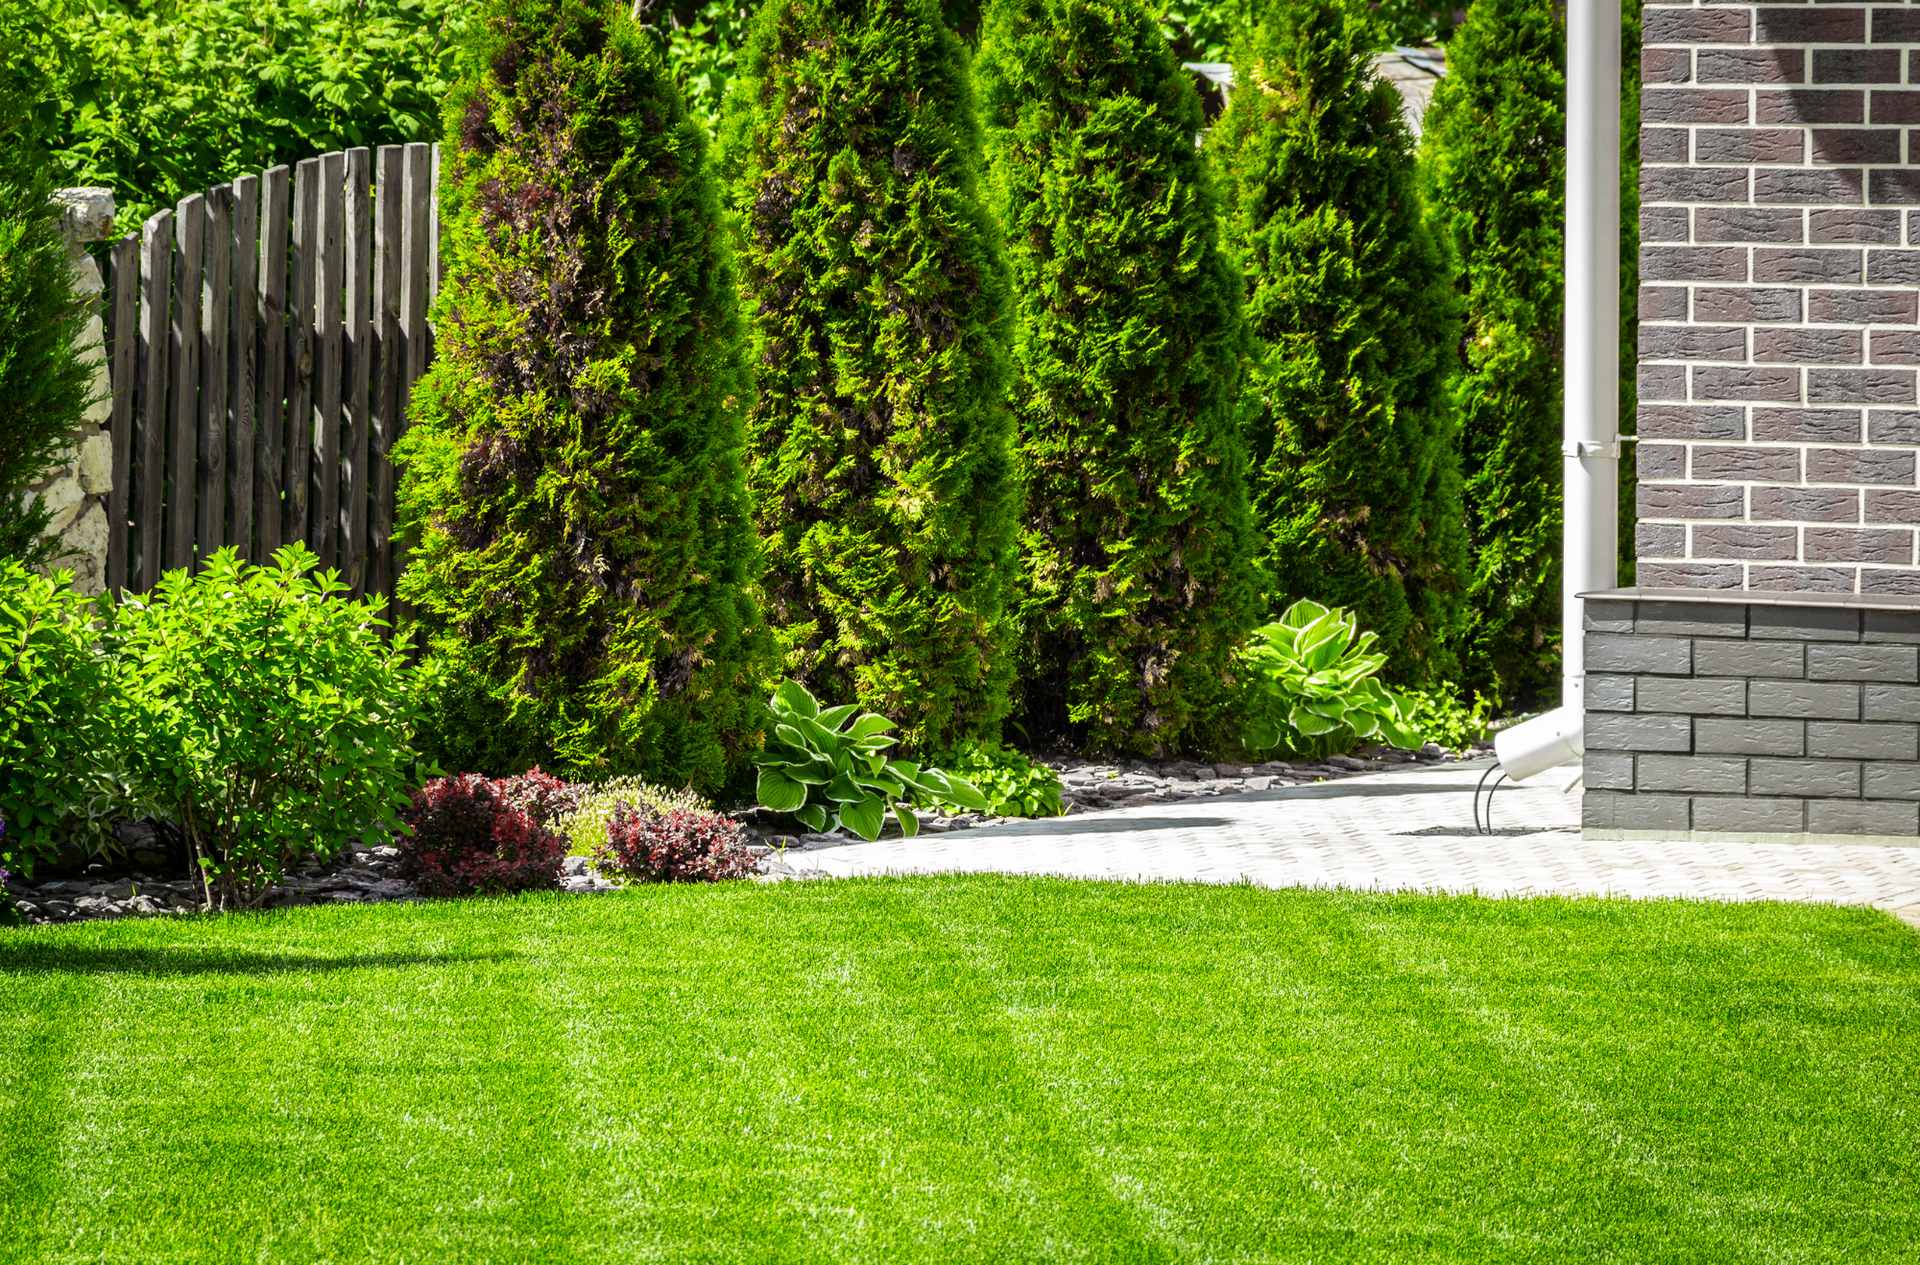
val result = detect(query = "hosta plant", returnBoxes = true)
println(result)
[1239,600,1424,759]
[754,680,989,840]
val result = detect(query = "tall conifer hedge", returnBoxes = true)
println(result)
[1211,0,1467,683]
[719,0,1019,753]
[1421,0,1564,705]
[978,0,1263,755]
[395,0,771,791]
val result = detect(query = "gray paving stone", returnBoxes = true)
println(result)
[805,765,1920,926]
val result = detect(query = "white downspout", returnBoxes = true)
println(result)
[1494,0,1619,782]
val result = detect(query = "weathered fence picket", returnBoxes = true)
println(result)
[91,146,443,599]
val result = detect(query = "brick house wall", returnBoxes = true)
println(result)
[1588,3,1920,839]
[1637,2,1920,593]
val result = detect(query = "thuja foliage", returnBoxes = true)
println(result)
[396,0,772,793]
[1211,0,1466,685]
[978,0,1263,755]
[1421,0,1564,706]
[0,109,95,566]
[719,0,1020,752]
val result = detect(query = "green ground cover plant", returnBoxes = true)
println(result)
[720,0,1021,753]
[1211,0,1467,685]
[931,741,1063,818]
[0,878,1914,1262]
[979,0,1263,756]
[398,0,772,795]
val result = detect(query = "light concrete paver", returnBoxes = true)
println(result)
[800,761,1920,927]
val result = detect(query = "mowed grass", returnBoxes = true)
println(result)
[1,877,1916,1263]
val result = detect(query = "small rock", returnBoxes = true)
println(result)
[561,855,592,877]
[1326,756,1366,771]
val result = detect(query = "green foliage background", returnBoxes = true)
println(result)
[396,0,772,793]
[719,0,1021,754]
[0,112,96,566]
[1421,0,1564,707]
[4,0,471,228]
[979,0,1264,755]
[1212,0,1467,686]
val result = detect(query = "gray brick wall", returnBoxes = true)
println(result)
[1638,3,1920,594]
[1581,595,1920,835]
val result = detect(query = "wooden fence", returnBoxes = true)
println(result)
[99,142,443,600]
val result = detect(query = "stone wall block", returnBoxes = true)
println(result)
[1695,639,1805,678]
[1585,712,1694,753]
[1695,717,1806,756]
[1692,795,1807,833]
[1587,634,1693,674]
[1749,679,1862,719]
[1806,642,1920,681]
[1807,721,1920,760]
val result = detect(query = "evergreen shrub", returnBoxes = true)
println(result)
[397,0,773,794]
[720,0,1020,753]
[1421,0,1565,705]
[978,0,1263,755]
[1211,0,1467,684]
[0,104,96,566]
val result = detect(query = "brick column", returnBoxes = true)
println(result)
[1587,5,1920,841]
[1638,2,1920,593]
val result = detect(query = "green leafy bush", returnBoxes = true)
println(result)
[0,110,97,566]
[719,0,1021,753]
[0,559,133,876]
[754,679,988,839]
[117,545,420,908]
[1210,0,1467,684]
[1421,0,1566,706]
[556,776,709,858]
[1398,681,1494,755]
[932,742,1063,819]
[15,0,471,227]
[398,0,773,793]
[1238,600,1422,759]
[978,0,1264,756]
[395,773,566,898]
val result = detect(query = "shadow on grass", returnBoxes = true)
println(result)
[0,946,521,977]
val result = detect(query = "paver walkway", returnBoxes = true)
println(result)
[800,760,1920,927]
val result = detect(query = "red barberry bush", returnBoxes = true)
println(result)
[397,774,567,897]
[594,807,757,884]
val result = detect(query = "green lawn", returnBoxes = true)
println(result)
[1,877,1916,1263]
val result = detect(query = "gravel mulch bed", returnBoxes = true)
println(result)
[4,744,1486,922]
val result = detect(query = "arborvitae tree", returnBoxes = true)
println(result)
[1211,0,1467,684]
[1421,0,1564,705]
[978,0,1263,755]
[396,0,773,792]
[719,0,1020,752]
[0,90,95,567]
